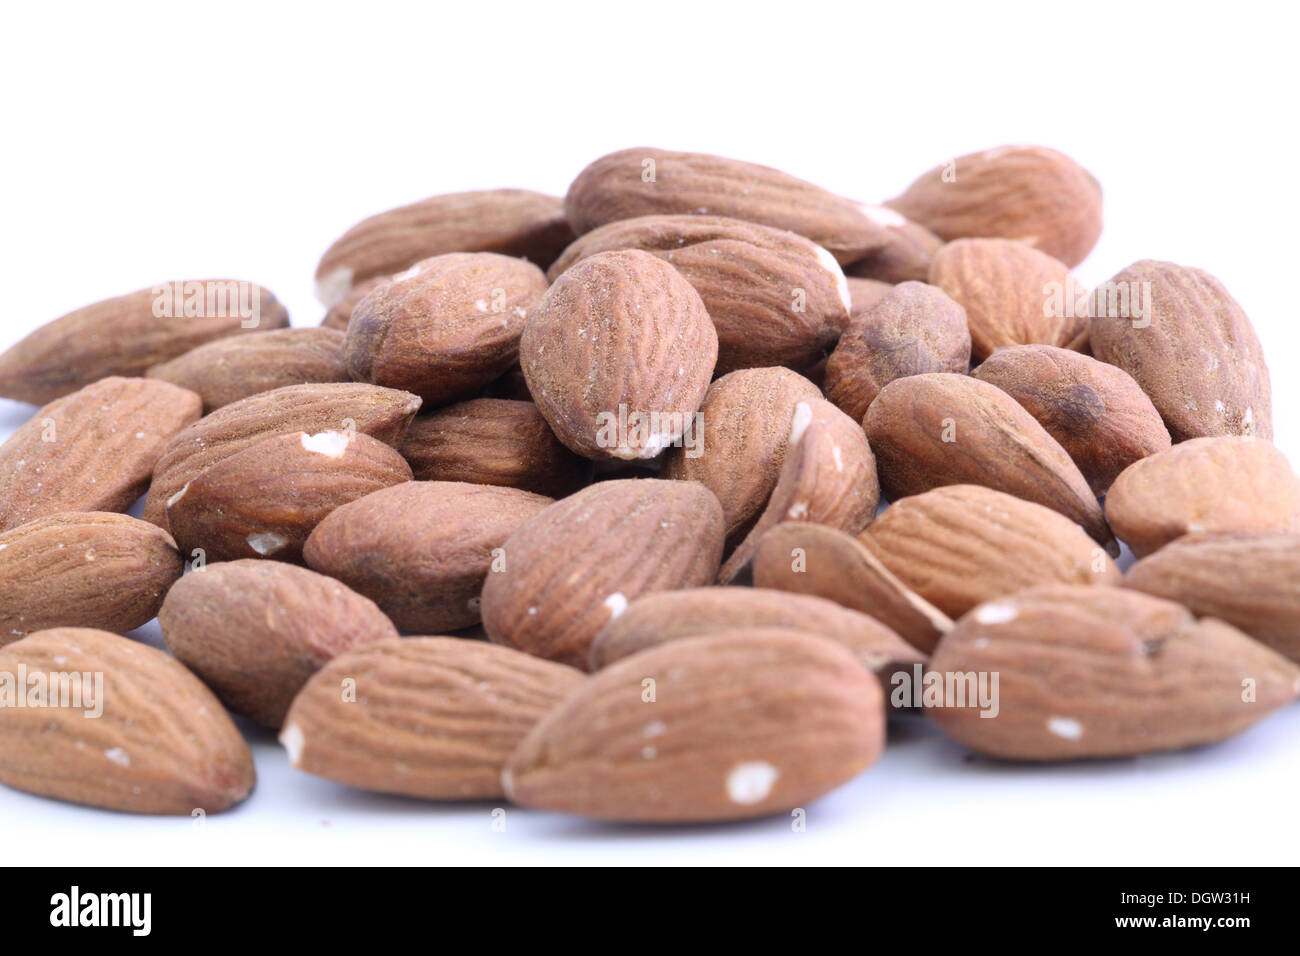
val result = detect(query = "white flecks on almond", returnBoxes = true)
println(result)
[603,592,628,620]
[974,601,1018,625]
[280,722,305,765]
[300,431,351,458]
[316,266,354,307]
[1047,717,1084,741]
[247,532,289,556]
[643,720,666,738]
[789,401,814,445]
[812,243,852,313]
[104,747,131,768]
[786,500,809,520]
[166,482,190,508]
[726,761,779,805]
[831,444,844,472]
[859,203,906,229]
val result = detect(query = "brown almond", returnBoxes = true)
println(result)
[320,276,386,331]
[845,277,893,319]
[845,208,943,283]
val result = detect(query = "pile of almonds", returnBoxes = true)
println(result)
[0,145,1297,823]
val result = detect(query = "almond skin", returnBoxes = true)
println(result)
[845,208,943,283]
[147,327,349,411]
[346,252,549,405]
[0,280,288,406]
[303,481,553,633]
[167,430,413,563]
[281,637,584,800]
[0,513,183,644]
[863,373,1113,549]
[480,479,724,669]
[0,377,201,533]
[1088,260,1271,442]
[320,276,386,331]
[972,344,1171,496]
[520,250,718,460]
[158,559,399,728]
[887,145,1103,267]
[504,629,885,822]
[314,189,573,306]
[1105,437,1300,558]
[926,587,1300,760]
[0,628,255,814]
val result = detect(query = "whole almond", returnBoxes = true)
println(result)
[320,276,386,331]
[480,479,724,668]
[158,559,399,727]
[504,629,885,822]
[281,637,584,799]
[519,250,718,460]
[304,481,552,632]
[845,208,943,283]
[0,513,183,643]
[926,587,1300,760]
[0,377,201,533]
[1088,260,1272,441]
[0,627,255,814]
[1105,436,1300,557]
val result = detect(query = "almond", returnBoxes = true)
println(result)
[281,637,583,799]
[845,277,893,319]
[158,559,399,727]
[320,277,386,331]
[0,627,255,813]
[503,629,885,822]
[0,377,201,533]
[480,478,724,668]
[844,208,943,283]
[925,586,1300,760]
[303,481,553,633]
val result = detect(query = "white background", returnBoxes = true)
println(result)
[1,1,1297,865]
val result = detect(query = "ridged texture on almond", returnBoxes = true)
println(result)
[720,397,880,583]
[281,637,584,799]
[859,485,1120,620]
[399,399,590,498]
[504,629,885,822]
[887,145,1103,267]
[587,586,925,675]
[972,344,1171,496]
[303,481,552,633]
[845,209,943,282]
[480,479,724,668]
[824,281,971,422]
[863,373,1112,548]
[845,277,893,319]
[927,587,1300,760]
[147,327,348,411]
[321,277,386,331]
[660,368,821,545]
[314,189,573,305]
[520,250,718,460]
[1088,260,1272,442]
[0,281,289,405]
[158,560,398,727]
[0,513,182,644]
[0,377,201,533]
[0,628,255,813]
[753,522,953,652]
[1124,533,1300,663]
[546,215,850,372]
[345,252,548,404]
[1105,437,1300,558]
[928,238,1087,360]
[167,430,413,563]
[142,382,422,530]
[565,147,890,265]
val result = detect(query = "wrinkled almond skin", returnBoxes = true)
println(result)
[143,382,422,531]
[399,399,590,498]
[346,252,549,405]
[0,628,255,814]
[824,280,972,422]
[520,250,718,460]
[1124,532,1300,663]
[972,344,1171,496]
[926,587,1300,760]
[863,373,1112,548]
[0,281,289,405]
[887,145,1103,267]
[148,327,349,411]
[565,147,890,265]
[505,629,885,822]
[1105,437,1300,558]
[314,189,573,306]
[158,560,398,728]
[320,276,386,331]
[859,485,1120,621]
[480,479,724,669]
[1088,260,1272,442]
[0,377,201,533]
[0,513,183,644]
[846,277,893,319]
[281,637,584,799]
[547,214,850,373]
[303,481,552,633]
[845,209,943,283]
